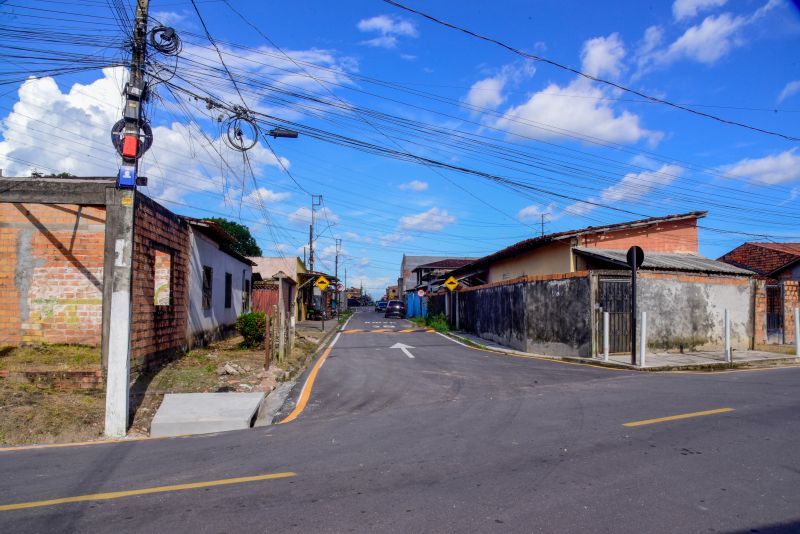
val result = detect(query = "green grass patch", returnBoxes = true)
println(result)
[338,309,354,324]
[425,313,450,333]
[0,344,101,370]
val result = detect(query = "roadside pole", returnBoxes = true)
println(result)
[724,309,731,363]
[105,0,149,438]
[603,311,609,362]
[795,307,799,358]
[627,246,644,366]
[639,311,647,368]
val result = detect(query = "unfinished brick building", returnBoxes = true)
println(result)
[0,177,191,371]
[1,176,250,373]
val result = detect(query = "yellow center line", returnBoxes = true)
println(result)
[0,472,296,512]
[623,407,735,427]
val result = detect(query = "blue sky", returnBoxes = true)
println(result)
[1,0,799,296]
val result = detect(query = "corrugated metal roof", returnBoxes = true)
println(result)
[574,248,754,275]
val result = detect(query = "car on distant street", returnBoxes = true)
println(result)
[384,300,406,319]
[375,300,388,312]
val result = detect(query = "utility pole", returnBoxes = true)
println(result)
[540,213,549,237]
[308,194,322,272]
[105,0,150,438]
[334,238,341,320]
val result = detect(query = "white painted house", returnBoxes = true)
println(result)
[185,219,255,346]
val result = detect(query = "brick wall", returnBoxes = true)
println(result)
[784,281,798,345]
[130,194,190,370]
[0,203,106,347]
[581,218,699,254]
[754,280,767,344]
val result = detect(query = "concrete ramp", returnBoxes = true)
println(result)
[150,392,265,438]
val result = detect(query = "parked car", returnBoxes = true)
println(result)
[384,300,406,319]
[375,300,388,312]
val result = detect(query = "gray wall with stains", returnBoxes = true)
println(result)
[636,274,753,351]
[453,275,592,357]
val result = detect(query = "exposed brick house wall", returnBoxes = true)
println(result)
[130,193,190,371]
[581,218,699,254]
[0,203,106,347]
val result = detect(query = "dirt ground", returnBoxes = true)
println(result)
[0,334,322,445]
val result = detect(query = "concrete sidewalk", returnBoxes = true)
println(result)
[296,318,340,340]
[449,331,800,371]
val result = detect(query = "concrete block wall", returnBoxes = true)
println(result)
[0,202,106,347]
[637,272,752,351]
[130,194,190,370]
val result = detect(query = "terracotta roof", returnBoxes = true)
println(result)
[718,242,800,277]
[451,211,707,276]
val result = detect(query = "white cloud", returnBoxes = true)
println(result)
[639,1,781,72]
[399,179,428,192]
[359,258,370,266]
[517,202,559,222]
[562,164,684,217]
[243,188,290,205]
[0,68,287,205]
[399,207,456,231]
[721,149,800,185]
[493,78,661,146]
[357,14,418,48]
[581,33,626,78]
[274,243,291,253]
[778,80,800,103]
[378,232,411,246]
[672,0,727,21]
[464,62,535,111]
[287,206,340,225]
[362,36,399,49]
[357,15,418,37]
[665,12,746,64]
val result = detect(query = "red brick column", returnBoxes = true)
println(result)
[784,281,799,345]
[753,280,767,345]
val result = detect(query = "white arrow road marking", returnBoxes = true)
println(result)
[390,342,415,359]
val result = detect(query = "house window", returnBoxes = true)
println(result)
[202,266,213,309]
[154,250,172,307]
[225,272,232,309]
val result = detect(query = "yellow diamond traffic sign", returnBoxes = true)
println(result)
[444,276,459,291]
[315,275,330,291]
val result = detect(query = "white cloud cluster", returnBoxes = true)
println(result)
[399,207,455,231]
[561,164,684,217]
[721,149,800,185]
[637,0,782,74]
[399,179,428,191]
[0,68,286,204]
[581,33,626,78]
[493,78,662,146]
[472,35,659,146]
[517,202,558,222]
[357,14,418,49]
[672,0,727,21]
[464,62,535,111]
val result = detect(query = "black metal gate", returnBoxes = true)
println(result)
[597,278,631,353]
[766,285,783,340]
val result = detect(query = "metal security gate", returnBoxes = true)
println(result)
[766,285,783,342]
[597,278,631,353]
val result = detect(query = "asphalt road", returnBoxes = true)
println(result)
[2,309,800,533]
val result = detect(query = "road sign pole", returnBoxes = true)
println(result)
[626,246,644,367]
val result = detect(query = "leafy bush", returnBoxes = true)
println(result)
[236,312,267,348]
[425,313,449,333]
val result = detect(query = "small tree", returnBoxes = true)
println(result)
[207,217,262,257]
